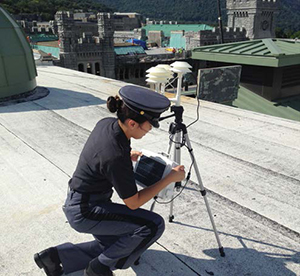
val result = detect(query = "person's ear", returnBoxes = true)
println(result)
[127,119,138,130]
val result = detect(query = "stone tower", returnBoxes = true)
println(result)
[97,13,115,79]
[55,11,77,70]
[227,0,280,39]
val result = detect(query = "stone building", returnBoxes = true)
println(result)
[145,0,280,49]
[55,11,115,79]
[113,13,144,31]
[174,27,247,50]
[227,0,280,39]
[40,0,281,86]
[17,20,56,35]
[114,29,146,44]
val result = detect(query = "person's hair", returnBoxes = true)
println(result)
[107,96,147,124]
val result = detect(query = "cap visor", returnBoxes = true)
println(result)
[150,120,160,128]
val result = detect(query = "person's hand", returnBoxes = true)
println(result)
[131,151,142,162]
[168,165,185,182]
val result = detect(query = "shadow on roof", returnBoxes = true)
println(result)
[64,247,299,276]
[0,86,107,113]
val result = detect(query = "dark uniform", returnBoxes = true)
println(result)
[55,86,170,274]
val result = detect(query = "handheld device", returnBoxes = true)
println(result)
[134,149,178,199]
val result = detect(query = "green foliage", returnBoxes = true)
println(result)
[2,0,299,33]
[97,0,227,25]
[276,28,300,39]
[291,31,300,39]
[276,0,300,33]
[96,0,300,32]
[1,0,112,20]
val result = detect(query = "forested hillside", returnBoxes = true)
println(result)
[2,0,299,34]
[97,0,300,32]
[1,0,112,21]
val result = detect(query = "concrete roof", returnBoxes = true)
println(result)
[1,65,300,276]
[192,39,300,67]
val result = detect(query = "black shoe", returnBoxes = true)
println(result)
[34,247,63,276]
[84,258,113,276]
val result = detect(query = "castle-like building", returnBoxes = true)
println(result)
[154,0,280,48]
[227,0,279,39]
[28,0,280,83]
[55,11,115,79]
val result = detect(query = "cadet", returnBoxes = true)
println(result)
[34,85,185,276]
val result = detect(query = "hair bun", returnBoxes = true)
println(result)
[107,96,122,113]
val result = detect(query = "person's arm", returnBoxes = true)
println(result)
[123,165,185,210]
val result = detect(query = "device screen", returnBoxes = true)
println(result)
[135,155,166,187]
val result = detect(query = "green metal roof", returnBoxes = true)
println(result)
[0,7,37,99]
[230,85,300,122]
[180,85,300,122]
[114,46,146,55]
[143,24,213,37]
[192,39,300,67]
[29,34,58,43]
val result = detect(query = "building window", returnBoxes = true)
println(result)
[78,63,84,72]
[140,68,145,78]
[119,69,124,80]
[125,68,129,79]
[135,69,139,78]
[95,62,100,76]
[87,63,93,74]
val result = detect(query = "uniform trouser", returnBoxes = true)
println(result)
[56,190,165,274]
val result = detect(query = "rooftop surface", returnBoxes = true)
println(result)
[1,65,300,276]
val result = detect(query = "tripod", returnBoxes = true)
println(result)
[151,104,225,257]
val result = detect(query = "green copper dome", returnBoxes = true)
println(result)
[0,7,37,99]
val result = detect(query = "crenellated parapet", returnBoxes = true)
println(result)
[55,11,74,29]
[182,27,247,50]
[97,13,114,39]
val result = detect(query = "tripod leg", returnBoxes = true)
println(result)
[184,133,225,257]
[169,131,182,222]
[150,198,157,212]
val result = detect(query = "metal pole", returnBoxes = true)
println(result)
[175,72,183,106]
[217,0,224,44]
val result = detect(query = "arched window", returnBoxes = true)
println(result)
[87,63,93,74]
[125,68,129,79]
[140,68,145,78]
[78,63,84,72]
[95,63,100,76]
[119,69,124,80]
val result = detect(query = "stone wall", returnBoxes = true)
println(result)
[148,31,164,47]
[185,27,247,50]
[113,13,143,31]
[114,29,145,43]
[17,20,56,34]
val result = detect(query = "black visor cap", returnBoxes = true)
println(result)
[119,85,170,128]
